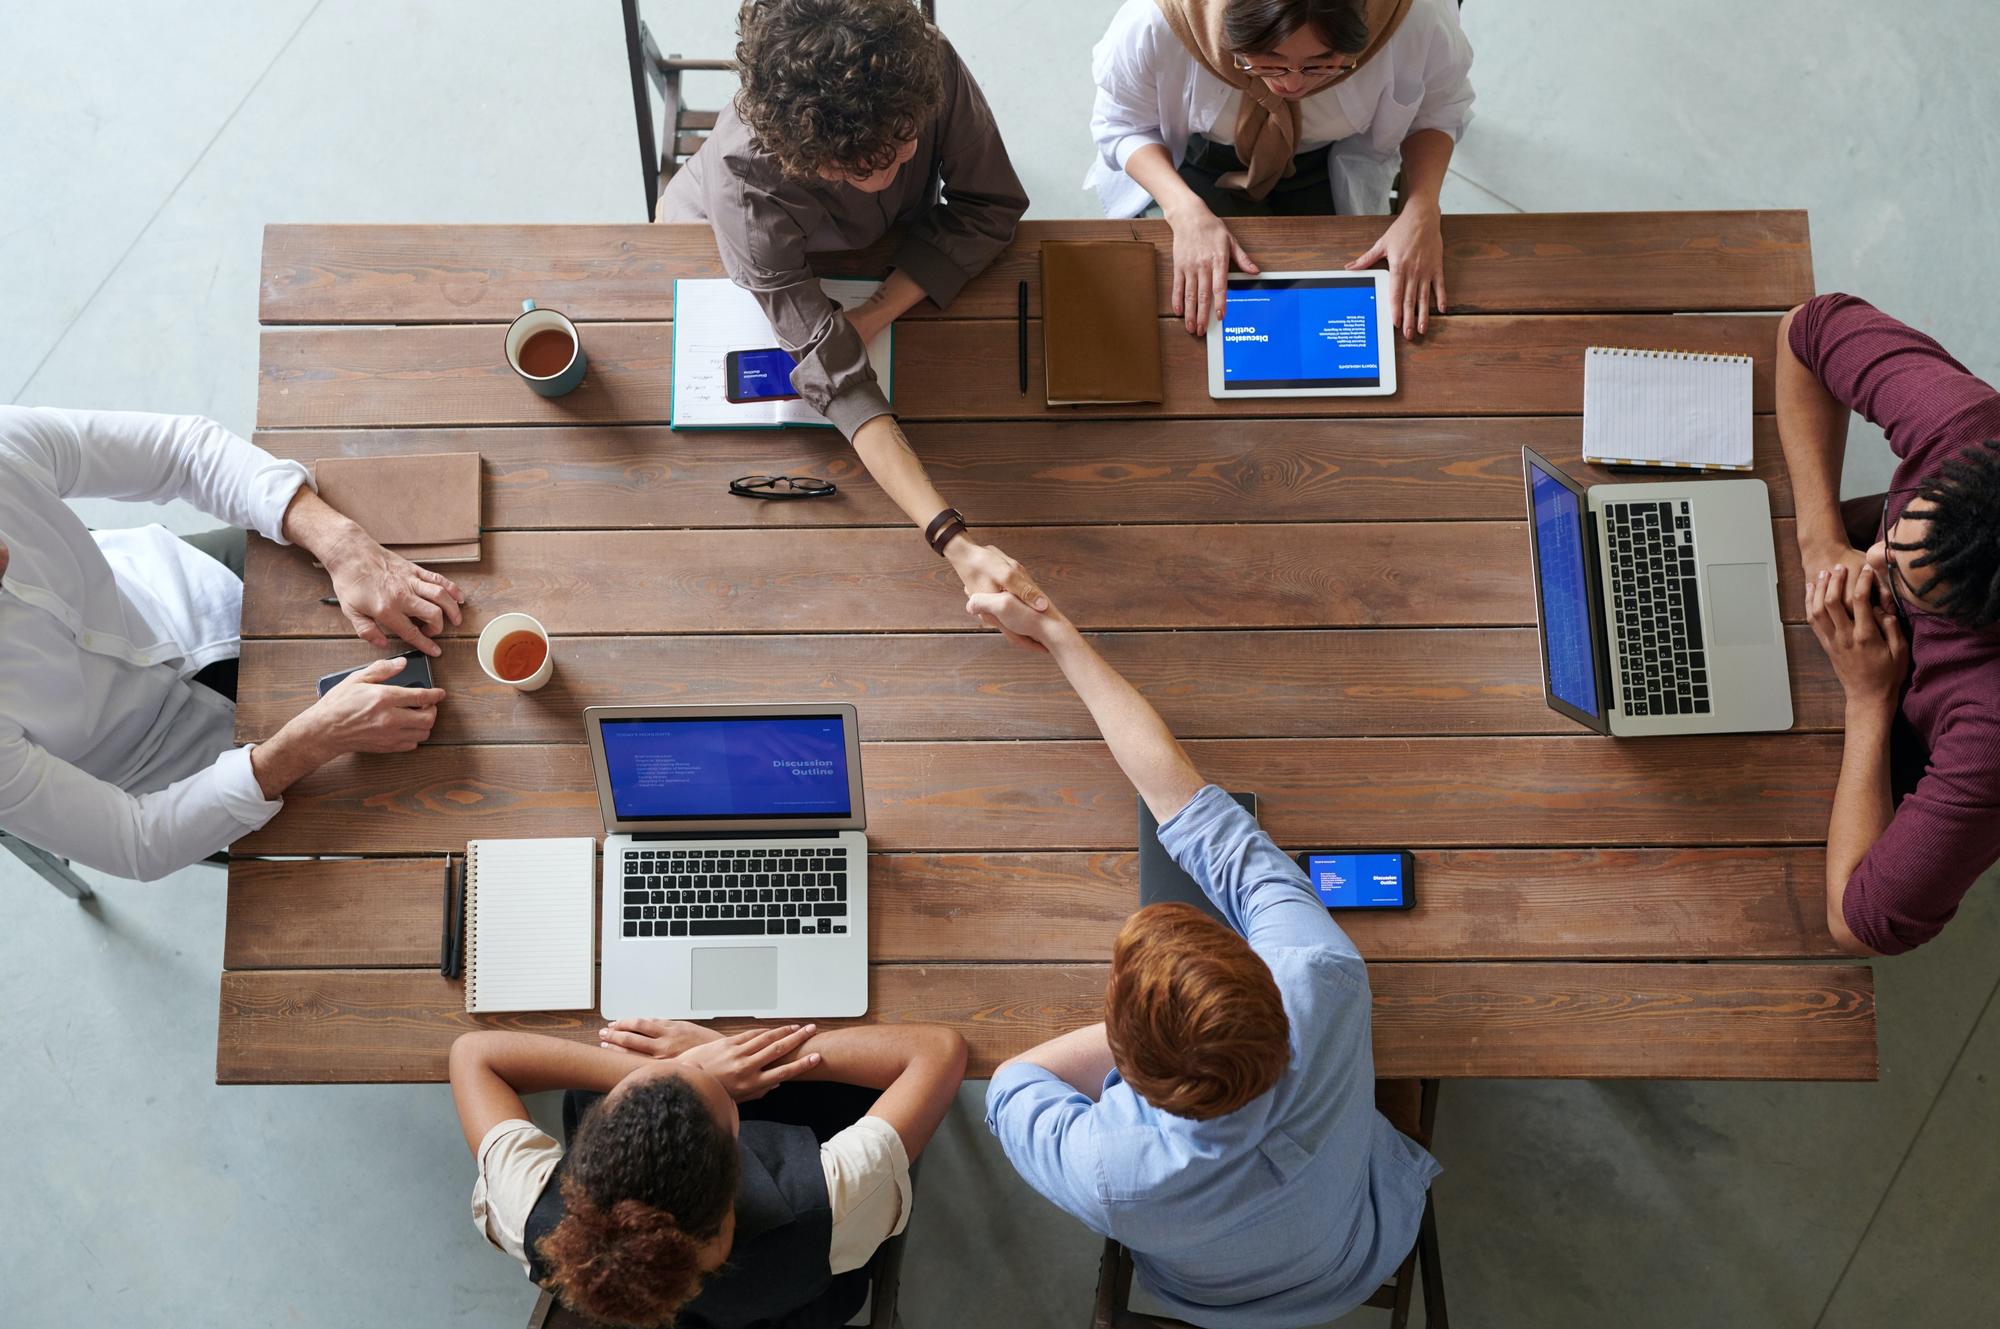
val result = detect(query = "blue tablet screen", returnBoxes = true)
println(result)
[1219,277,1382,390]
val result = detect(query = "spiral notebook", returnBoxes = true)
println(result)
[463,836,596,1013]
[1582,345,1754,472]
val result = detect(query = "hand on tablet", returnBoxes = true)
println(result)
[1164,200,1260,336]
[1347,201,1446,339]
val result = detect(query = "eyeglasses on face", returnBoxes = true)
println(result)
[729,474,838,500]
[1231,51,1359,79]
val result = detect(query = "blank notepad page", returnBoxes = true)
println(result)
[465,836,596,1012]
[1582,346,1754,471]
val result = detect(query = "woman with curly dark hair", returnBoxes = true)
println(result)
[662,0,1045,629]
[451,1017,965,1327]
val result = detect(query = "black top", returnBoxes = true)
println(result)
[524,1086,877,1329]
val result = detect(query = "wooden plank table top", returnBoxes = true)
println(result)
[225,210,1876,1085]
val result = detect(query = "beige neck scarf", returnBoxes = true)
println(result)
[1154,0,1413,199]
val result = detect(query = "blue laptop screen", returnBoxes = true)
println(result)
[1219,277,1381,389]
[1528,461,1602,718]
[600,715,852,820]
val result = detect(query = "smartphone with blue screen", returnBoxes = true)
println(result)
[1294,850,1415,911]
[725,347,800,403]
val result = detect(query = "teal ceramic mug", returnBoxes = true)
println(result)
[505,299,587,397]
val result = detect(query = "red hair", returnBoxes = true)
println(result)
[1105,903,1291,1120]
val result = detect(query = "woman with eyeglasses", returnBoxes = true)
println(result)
[1088,0,1473,339]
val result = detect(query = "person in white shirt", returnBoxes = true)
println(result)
[1089,0,1474,338]
[0,405,464,881]
[449,1018,966,1328]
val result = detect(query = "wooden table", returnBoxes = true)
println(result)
[220,212,1876,1085]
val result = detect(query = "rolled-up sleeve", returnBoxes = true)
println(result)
[705,180,893,440]
[891,40,1027,311]
[7,406,310,543]
[1154,784,1356,959]
[983,1063,1113,1232]
[1405,0,1476,141]
[820,1114,914,1275]
[0,727,281,881]
[470,1119,564,1277]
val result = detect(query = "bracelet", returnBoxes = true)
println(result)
[924,507,967,557]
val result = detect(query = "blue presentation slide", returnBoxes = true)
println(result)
[1219,278,1381,389]
[1529,464,1602,717]
[602,716,851,819]
[1306,854,1407,908]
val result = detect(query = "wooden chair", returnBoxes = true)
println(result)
[620,0,937,222]
[1090,1080,1446,1329]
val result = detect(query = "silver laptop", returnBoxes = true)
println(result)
[1521,447,1792,736]
[585,703,869,1019]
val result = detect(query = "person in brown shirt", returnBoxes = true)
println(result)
[663,0,1045,619]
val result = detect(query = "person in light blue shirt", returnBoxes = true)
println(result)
[966,584,1439,1328]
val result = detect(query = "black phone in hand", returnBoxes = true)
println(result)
[315,650,435,697]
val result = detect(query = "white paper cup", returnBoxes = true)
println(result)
[478,613,554,692]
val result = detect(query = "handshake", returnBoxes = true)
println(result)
[949,542,1075,654]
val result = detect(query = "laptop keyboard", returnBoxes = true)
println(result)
[1605,500,1711,717]
[620,845,851,939]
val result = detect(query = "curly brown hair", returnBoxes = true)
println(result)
[536,1075,739,1327]
[733,0,947,179]
[1106,903,1292,1121]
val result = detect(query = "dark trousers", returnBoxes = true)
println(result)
[1175,133,1337,217]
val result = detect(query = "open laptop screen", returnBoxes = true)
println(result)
[1525,454,1604,721]
[599,714,854,821]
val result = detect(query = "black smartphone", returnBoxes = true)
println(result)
[1293,850,1416,911]
[725,347,800,403]
[316,649,436,698]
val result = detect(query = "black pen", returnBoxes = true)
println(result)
[1017,280,1029,394]
[320,596,339,605]
[439,853,456,975]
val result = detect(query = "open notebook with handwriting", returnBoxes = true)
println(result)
[670,277,893,429]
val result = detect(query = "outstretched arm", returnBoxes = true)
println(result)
[966,592,1203,823]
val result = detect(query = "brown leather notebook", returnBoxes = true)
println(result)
[312,452,482,564]
[1040,240,1164,406]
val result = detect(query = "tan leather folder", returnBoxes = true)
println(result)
[1040,240,1164,406]
[312,452,481,564]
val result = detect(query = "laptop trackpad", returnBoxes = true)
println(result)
[1706,563,1776,646]
[692,947,779,1011]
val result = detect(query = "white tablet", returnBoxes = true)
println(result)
[1206,270,1398,399]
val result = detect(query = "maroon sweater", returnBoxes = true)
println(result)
[1789,294,2000,953]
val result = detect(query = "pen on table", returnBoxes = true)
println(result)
[319,596,339,605]
[438,853,455,975]
[1016,280,1028,394]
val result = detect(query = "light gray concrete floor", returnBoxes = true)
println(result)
[3,1,1997,1325]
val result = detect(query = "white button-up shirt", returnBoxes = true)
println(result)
[0,406,311,880]
[1087,0,1475,217]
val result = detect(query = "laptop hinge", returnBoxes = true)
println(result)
[628,829,845,841]
[1584,504,1616,732]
